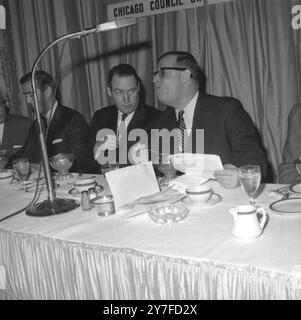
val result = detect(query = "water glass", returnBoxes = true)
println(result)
[238,165,261,205]
[13,158,30,191]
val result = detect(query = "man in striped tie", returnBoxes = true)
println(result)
[138,51,269,186]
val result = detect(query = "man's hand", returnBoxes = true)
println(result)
[213,163,240,189]
[129,142,149,164]
[94,134,117,163]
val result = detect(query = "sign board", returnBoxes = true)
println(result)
[107,0,233,21]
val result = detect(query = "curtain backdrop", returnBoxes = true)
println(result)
[0,0,19,114]
[7,0,301,180]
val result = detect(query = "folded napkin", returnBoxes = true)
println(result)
[117,188,184,218]
[171,153,223,178]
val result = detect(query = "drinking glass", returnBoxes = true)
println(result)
[12,158,30,191]
[156,154,177,186]
[238,165,261,205]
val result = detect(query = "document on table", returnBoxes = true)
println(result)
[170,153,223,178]
[105,161,160,211]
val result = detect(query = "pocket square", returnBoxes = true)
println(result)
[13,145,23,149]
[52,138,63,144]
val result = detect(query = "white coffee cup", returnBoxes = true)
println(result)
[185,185,212,204]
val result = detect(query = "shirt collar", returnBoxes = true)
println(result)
[175,91,199,129]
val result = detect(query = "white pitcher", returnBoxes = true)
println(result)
[230,205,267,240]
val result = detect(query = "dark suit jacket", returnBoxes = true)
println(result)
[278,103,301,184]
[90,103,161,167]
[149,93,268,179]
[1,114,31,157]
[12,104,95,173]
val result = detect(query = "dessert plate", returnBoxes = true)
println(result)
[68,184,104,197]
[182,193,222,207]
[290,182,301,195]
[269,198,301,216]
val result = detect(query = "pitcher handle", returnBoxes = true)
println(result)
[257,207,267,230]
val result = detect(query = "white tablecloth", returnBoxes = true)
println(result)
[0,174,301,299]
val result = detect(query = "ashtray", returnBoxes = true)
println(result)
[148,203,189,224]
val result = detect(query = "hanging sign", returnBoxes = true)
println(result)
[107,0,233,20]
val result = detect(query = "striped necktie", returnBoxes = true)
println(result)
[177,110,187,152]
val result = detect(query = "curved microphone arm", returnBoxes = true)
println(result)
[30,18,136,203]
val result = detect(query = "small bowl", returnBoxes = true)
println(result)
[148,203,189,224]
[185,185,212,203]
[73,177,96,193]
[0,170,14,186]
[213,169,240,189]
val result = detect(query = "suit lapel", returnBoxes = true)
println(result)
[109,106,118,134]
[46,104,64,144]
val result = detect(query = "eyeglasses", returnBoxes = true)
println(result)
[152,67,187,79]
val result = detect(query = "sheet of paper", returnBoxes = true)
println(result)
[105,161,160,210]
[170,153,223,178]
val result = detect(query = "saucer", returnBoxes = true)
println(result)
[182,193,222,207]
[68,184,104,197]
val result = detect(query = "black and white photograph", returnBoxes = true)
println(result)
[0,0,301,304]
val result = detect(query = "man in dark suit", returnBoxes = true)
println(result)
[0,99,31,160]
[11,70,95,173]
[137,51,268,183]
[278,103,301,184]
[90,63,161,169]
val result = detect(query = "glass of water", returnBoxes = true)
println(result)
[12,158,31,191]
[238,165,261,205]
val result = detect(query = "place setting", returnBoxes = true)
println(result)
[269,181,301,217]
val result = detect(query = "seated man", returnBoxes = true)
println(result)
[90,63,161,171]
[0,98,31,164]
[278,103,301,184]
[133,51,269,185]
[10,70,95,173]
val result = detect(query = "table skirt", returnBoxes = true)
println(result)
[1,229,300,300]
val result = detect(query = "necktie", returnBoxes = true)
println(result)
[34,115,47,136]
[177,110,187,152]
[118,113,128,144]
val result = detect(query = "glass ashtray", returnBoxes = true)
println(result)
[148,203,189,225]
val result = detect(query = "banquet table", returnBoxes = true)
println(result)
[0,173,301,300]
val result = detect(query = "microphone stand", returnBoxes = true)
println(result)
[26,18,136,216]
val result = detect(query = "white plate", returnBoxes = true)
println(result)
[182,193,222,207]
[290,183,301,195]
[269,198,301,216]
[68,184,104,197]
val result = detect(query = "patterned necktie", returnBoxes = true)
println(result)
[177,110,187,152]
[118,113,128,144]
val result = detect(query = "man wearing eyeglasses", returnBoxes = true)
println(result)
[135,51,269,185]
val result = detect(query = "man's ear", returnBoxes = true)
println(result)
[44,86,53,97]
[182,69,192,83]
[107,86,112,98]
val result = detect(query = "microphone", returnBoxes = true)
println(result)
[25,16,136,216]
[71,18,136,38]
